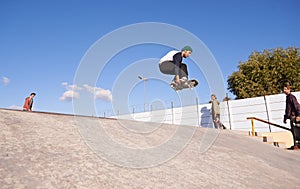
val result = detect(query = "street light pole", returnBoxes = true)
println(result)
[138,75,147,112]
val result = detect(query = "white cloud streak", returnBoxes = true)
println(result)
[83,84,112,102]
[59,82,112,102]
[59,90,80,101]
[2,76,10,85]
[59,82,82,101]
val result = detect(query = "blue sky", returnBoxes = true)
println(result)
[1,0,299,116]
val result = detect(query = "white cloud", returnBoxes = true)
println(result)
[67,84,82,91]
[59,83,112,102]
[59,90,80,101]
[94,88,113,102]
[2,76,10,86]
[83,84,112,102]
[83,84,94,93]
[59,82,82,101]
[61,82,82,90]
[61,82,68,87]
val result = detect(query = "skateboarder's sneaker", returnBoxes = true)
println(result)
[181,79,195,89]
[170,80,183,91]
[180,77,188,84]
[170,81,178,90]
[178,77,189,87]
[188,80,197,88]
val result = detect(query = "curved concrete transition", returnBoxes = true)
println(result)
[1,109,299,188]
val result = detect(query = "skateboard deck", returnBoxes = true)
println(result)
[170,79,199,91]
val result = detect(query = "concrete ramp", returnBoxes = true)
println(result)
[1,109,300,188]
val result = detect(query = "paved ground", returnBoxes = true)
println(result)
[1,109,300,189]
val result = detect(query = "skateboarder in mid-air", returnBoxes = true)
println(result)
[159,46,198,91]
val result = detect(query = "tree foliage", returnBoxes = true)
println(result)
[227,47,300,99]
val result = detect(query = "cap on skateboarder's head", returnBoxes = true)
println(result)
[181,46,192,52]
[181,46,192,58]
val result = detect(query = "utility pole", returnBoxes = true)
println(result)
[138,75,147,112]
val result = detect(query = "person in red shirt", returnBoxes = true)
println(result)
[23,93,36,111]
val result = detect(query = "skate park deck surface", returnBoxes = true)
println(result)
[1,109,300,188]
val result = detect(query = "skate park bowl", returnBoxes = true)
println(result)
[1,108,300,188]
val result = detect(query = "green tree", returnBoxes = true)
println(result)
[227,47,300,99]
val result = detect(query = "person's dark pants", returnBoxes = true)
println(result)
[290,119,300,147]
[212,114,221,129]
[294,126,300,147]
[159,61,188,80]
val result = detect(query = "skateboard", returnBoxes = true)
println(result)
[170,79,199,91]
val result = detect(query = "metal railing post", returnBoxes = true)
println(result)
[226,93,232,130]
[251,118,255,136]
[171,101,174,125]
[196,97,200,126]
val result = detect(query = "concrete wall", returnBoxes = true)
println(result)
[114,92,300,133]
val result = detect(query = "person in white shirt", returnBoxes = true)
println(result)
[159,46,192,87]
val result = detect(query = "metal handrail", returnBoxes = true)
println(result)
[247,117,295,147]
[247,117,291,133]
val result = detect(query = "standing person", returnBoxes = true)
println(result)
[23,93,36,111]
[159,46,192,87]
[283,85,300,149]
[211,94,221,129]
